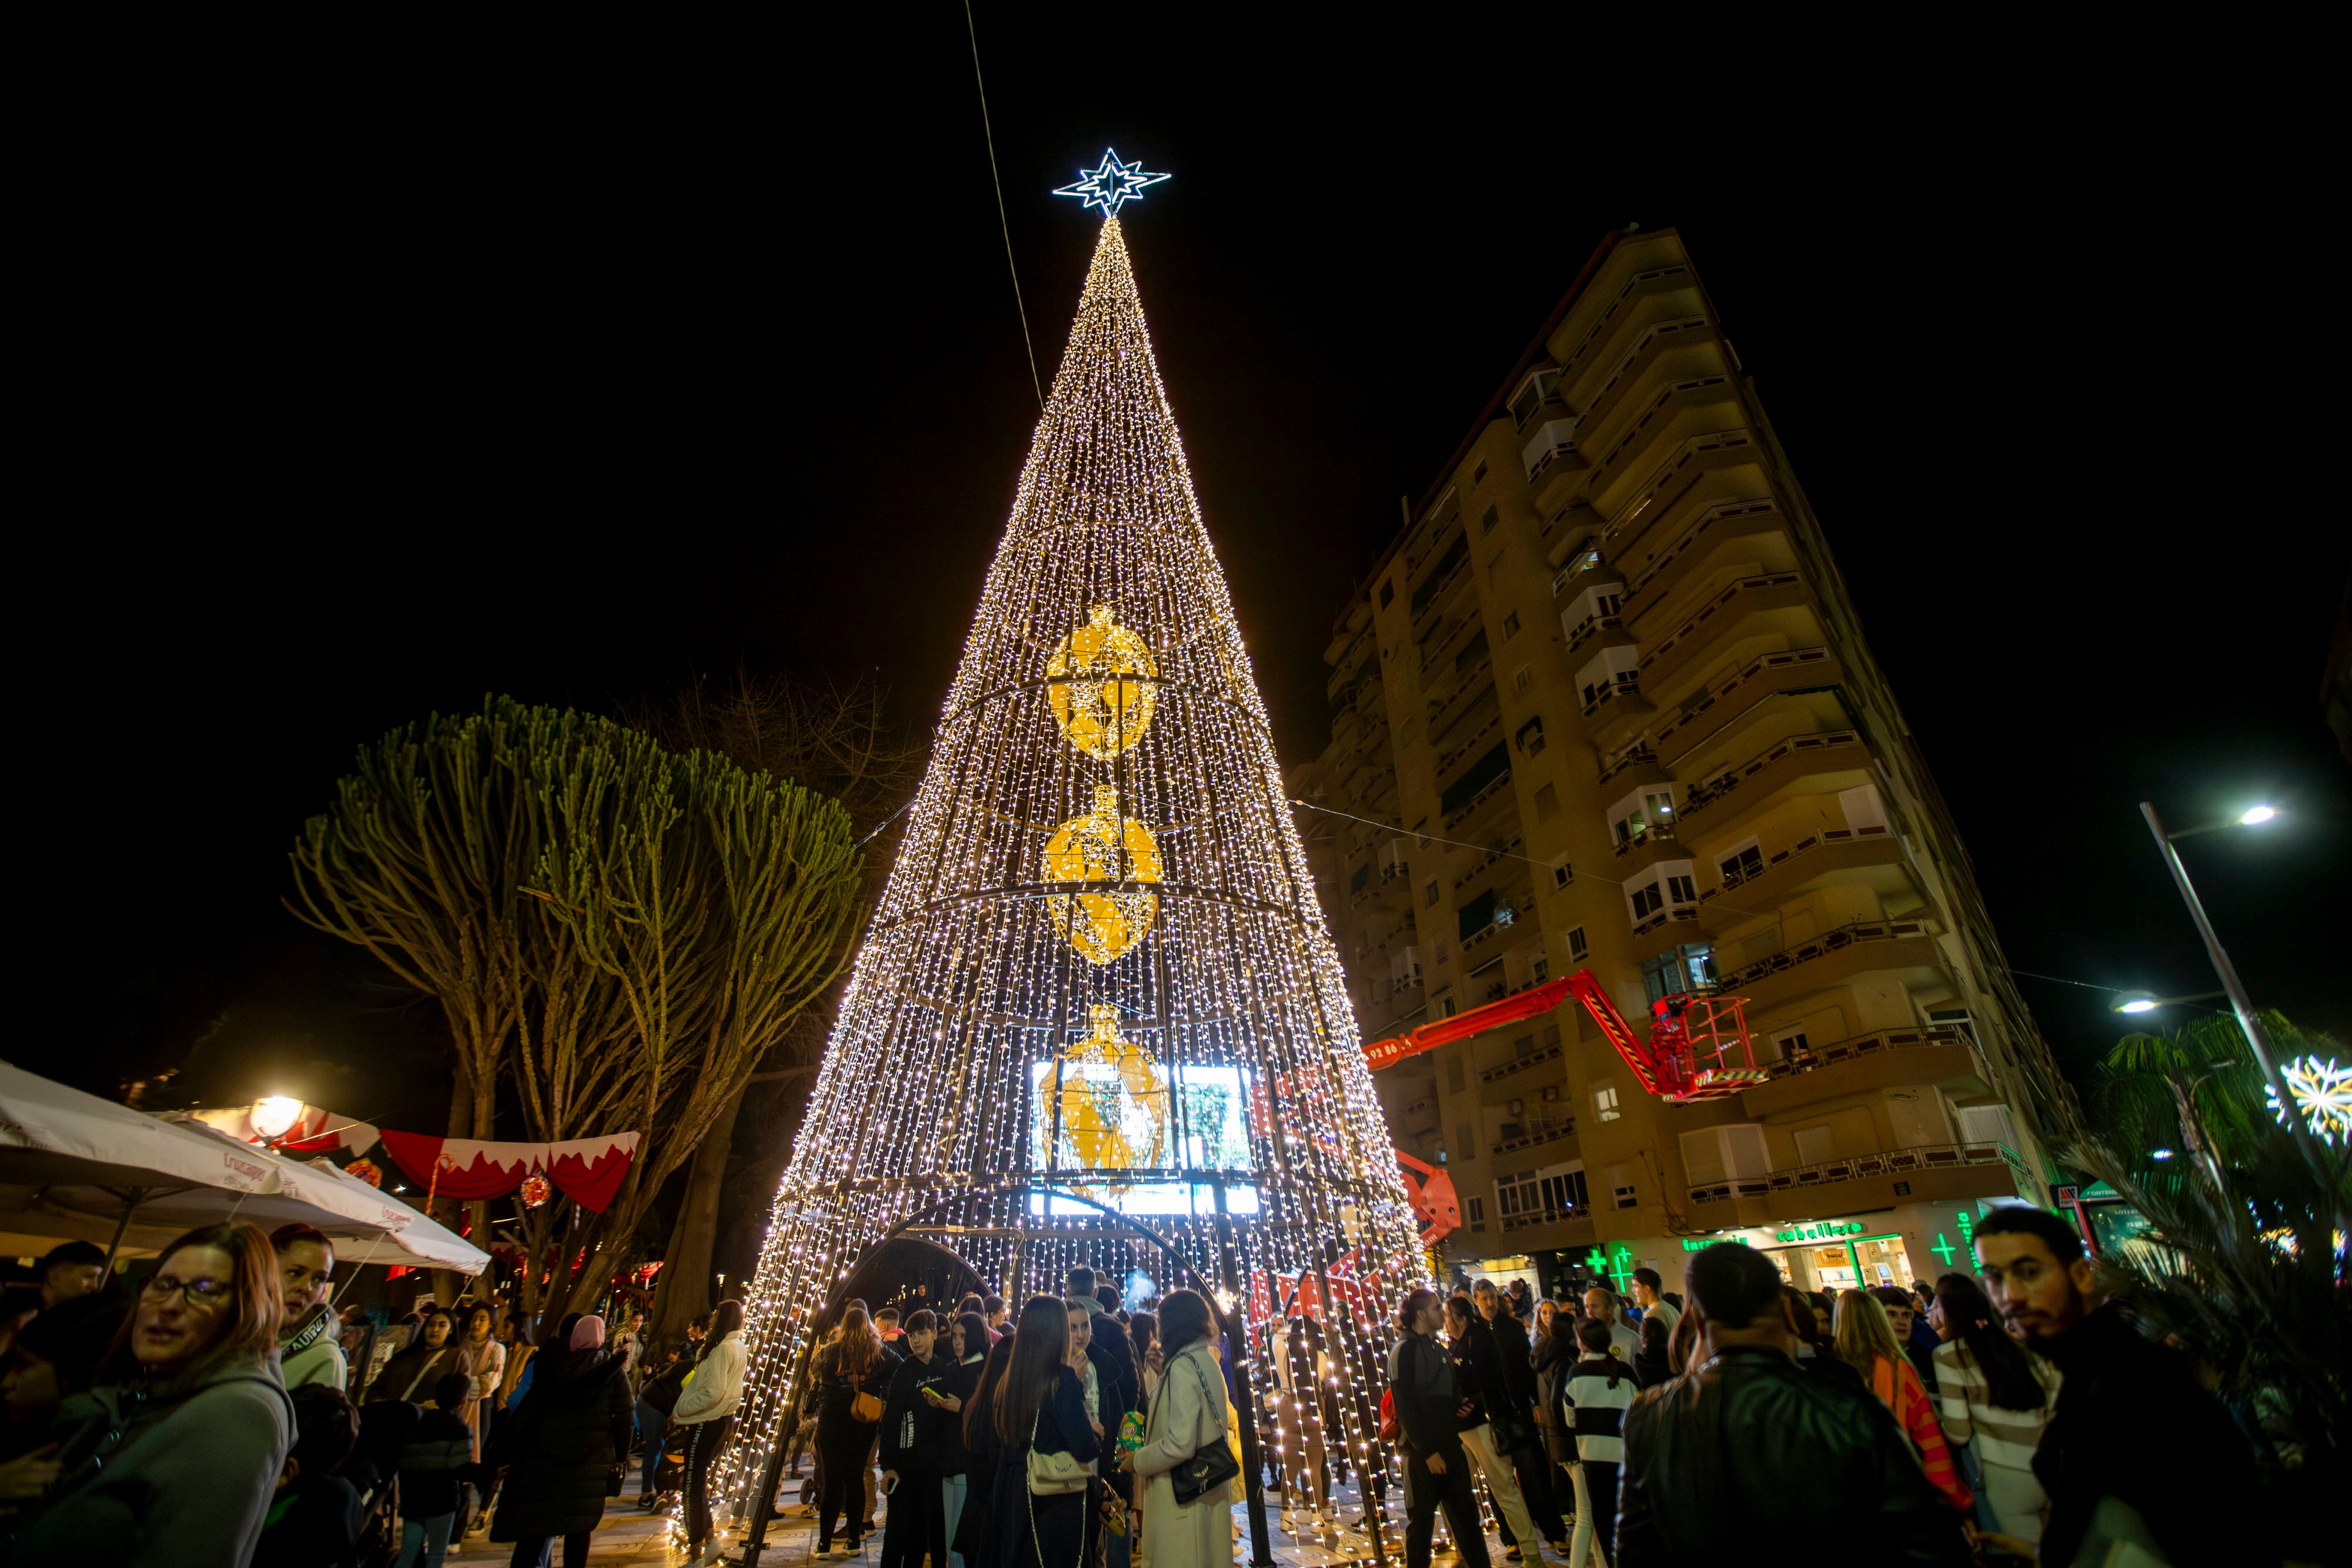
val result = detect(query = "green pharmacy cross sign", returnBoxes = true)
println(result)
[1931,1233,1958,1266]
[1582,1242,1636,1292]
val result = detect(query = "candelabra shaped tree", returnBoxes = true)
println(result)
[719,215,1423,1533]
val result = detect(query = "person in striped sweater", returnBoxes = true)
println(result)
[1835,1290,1971,1515]
[1561,1319,1635,1568]
[1927,1272,2058,1552]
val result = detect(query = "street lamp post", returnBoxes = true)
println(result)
[2139,803,2346,1231]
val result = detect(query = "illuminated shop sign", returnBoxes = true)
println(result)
[1775,1220,1866,1243]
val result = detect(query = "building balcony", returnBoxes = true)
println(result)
[1479,1038,1565,1086]
[1692,828,1909,934]
[1611,824,1685,877]
[1564,612,1628,658]
[1558,262,1699,389]
[1620,495,1782,613]
[1633,572,1811,691]
[1444,768,1517,833]
[1681,1141,2020,1223]
[1629,904,1702,947]
[1716,918,1946,1012]
[1595,744,1666,791]
[1586,375,1738,503]
[1495,1205,1597,1246]
[1452,835,1525,892]
[1677,728,1867,833]
[1434,708,1506,784]
[1425,661,1496,736]
[1738,1026,1987,1118]
[1410,551,1475,643]
[1650,647,1843,765]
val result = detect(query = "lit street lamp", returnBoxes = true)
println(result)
[2139,801,2347,1233]
[2110,989,2226,1015]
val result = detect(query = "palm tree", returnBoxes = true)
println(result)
[2069,1010,2348,1536]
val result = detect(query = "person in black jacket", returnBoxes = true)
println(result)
[878,1310,957,1568]
[252,1382,365,1568]
[939,1312,990,1568]
[1469,1280,1566,1552]
[489,1315,636,1568]
[1975,1203,2268,1568]
[1388,1289,1488,1568]
[389,1373,473,1568]
[1615,1243,1966,1567]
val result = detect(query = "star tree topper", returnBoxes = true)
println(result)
[1053,149,1170,218]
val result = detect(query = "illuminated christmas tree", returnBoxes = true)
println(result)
[720,159,1422,1529]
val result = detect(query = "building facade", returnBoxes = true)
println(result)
[1294,227,2077,1303]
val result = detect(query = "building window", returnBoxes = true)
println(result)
[1611,788,1675,845]
[1379,579,1394,609]
[1534,783,1561,821]
[1465,1195,1486,1228]
[1613,1183,1639,1210]
[1770,1027,1809,1061]
[1513,663,1533,693]
[1517,716,1545,755]
[1666,872,1695,904]
[1439,995,1457,1017]
[1532,955,1549,982]
[1502,610,1521,641]
[1349,864,1370,894]
[1719,844,1763,884]
[1550,855,1572,891]
[1927,1007,1979,1046]
[1595,1085,1621,1122]
[1641,944,1716,1004]
[1425,879,1441,907]
[1566,925,1589,961]
[1630,881,1663,919]
[1473,461,1489,487]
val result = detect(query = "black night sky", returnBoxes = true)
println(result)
[28,22,2347,1152]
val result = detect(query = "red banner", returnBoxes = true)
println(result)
[376,1131,639,1211]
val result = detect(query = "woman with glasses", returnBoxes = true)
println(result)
[5,1222,295,1567]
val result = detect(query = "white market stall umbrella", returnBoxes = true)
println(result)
[0,1061,486,1274]
[1,1058,285,1264]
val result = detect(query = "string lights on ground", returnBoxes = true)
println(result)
[714,201,1425,1537]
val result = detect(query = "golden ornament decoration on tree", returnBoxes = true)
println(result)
[1039,1003,1171,1195]
[1044,784,1162,963]
[1044,604,1158,760]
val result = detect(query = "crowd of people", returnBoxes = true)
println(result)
[773,1268,1242,1568]
[0,1203,2276,1568]
[0,1221,751,1568]
[1378,1206,2263,1567]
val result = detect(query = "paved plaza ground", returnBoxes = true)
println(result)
[432,1473,1531,1567]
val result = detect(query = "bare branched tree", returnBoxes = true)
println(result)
[632,668,925,1342]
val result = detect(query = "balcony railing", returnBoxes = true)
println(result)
[1596,744,1659,787]
[1435,711,1504,781]
[1453,835,1524,891]
[1630,905,1699,938]
[1686,1141,2012,1206]
[1681,728,1862,818]
[1501,1197,1588,1231]
[1581,673,1642,718]
[1700,823,1891,901]
[1755,1025,1974,1085]
[1651,647,1833,754]
[1613,823,1678,858]
[1444,769,1514,830]
[1623,496,1780,604]
[1478,1041,1563,1084]
[1716,917,1932,990]
[1565,611,1623,656]
[1639,572,1804,671]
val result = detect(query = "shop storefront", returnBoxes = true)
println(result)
[1649,1202,2020,1296]
[1458,1252,1542,1302]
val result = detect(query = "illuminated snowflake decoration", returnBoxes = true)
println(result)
[1052,149,1170,218]
[2270,1054,2352,1144]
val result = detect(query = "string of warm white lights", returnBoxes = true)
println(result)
[713,216,1426,1534]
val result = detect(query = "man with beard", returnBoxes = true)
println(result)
[1973,1203,2266,1567]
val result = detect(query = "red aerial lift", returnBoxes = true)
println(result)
[1395,1149,1460,1245]
[1369,968,1766,1104]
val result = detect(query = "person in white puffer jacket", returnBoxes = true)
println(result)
[670,1300,746,1565]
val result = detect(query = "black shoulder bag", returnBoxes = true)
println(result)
[1167,1353,1241,1506]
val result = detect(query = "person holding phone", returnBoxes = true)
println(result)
[878,1309,955,1568]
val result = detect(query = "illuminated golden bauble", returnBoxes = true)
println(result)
[1044,785,1162,964]
[1045,605,1158,760]
[1040,1002,1170,1195]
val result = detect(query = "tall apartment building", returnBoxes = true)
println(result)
[1294,227,2077,1302]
